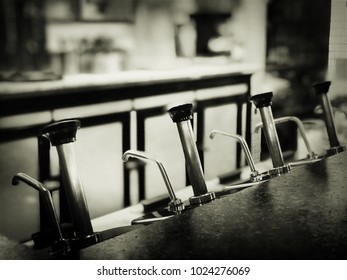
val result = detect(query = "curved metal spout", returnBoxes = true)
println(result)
[12,173,63,241]
[254,116,318,159]
[209,130,259,179]
[123,150,184,213]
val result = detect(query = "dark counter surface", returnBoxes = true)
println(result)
[0,235,50,260]
[1,151,346,260]
[80,151,347,260]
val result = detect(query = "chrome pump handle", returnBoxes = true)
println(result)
[12,173,71,255]
[122,150,184,213]
[250,92,291,178]
[42,119,94,238]
[250,92,285,168]
[12,173,63,240]
[254,116,318,160]
[41,119,101,251]
[209,130,260,181]
[168,103,216,205]
[312,81,346,156]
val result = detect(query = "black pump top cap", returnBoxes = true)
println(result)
[312,81,331,94]
[42,119,81,146]
[250,92,273,108]
[168,103,193,123]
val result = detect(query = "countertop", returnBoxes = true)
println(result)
[0,64,258,117]
[0,235,50,260]
[1,151,345,260]
[0,64,258,96]
[79,151,347,260]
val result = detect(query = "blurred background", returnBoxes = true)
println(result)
[1,0,343,115]
[0,0,346,243]
[0,0,332,78]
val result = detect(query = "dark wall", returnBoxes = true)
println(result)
[0,0,48,73]
[263,0,332,160]
[266,0,331,70]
